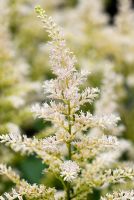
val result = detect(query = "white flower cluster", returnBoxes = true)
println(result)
[90,64,124,137]
[0,189,23,200]
[0,133,35,155]
[0,164,20,184]
[101,190,134,200]
[60,161,80,182]
[0,164,55,200]
[73,135,118,161]
[81,165,134,190]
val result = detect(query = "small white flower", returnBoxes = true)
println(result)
[60,160,80,182]
[54,191,65,200]
[43,136,61,154]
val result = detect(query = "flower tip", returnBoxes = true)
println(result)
[35,5,43,14]
[35,5,40,12]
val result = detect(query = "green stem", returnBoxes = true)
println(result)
[71,187,88,199]
[66,100,72,200]
[54,172,67,190]
[67,181,71,200]
[67,100,72,160]
[68,142,72,160]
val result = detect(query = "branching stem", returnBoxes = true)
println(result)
[66,100,72,200]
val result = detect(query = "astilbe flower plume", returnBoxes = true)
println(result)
[0,5,134,200]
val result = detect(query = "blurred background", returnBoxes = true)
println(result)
[0,0,134,199]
